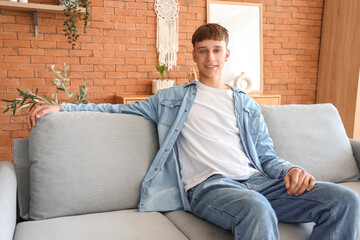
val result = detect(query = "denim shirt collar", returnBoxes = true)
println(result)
[184,79,245,94]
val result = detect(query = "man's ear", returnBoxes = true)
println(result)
[225,49,230,62]
[192,50,196,62]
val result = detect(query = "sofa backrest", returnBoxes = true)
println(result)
[14,112,159,220]
[261,103,360,182]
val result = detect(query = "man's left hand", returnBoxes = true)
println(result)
[284,168,316,196]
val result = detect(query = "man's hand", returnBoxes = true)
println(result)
[27,104,61,131]
[284,168,316,196]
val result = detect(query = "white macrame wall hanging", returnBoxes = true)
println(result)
[154,0,180,70]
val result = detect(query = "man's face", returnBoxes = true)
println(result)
[192,39,230,83]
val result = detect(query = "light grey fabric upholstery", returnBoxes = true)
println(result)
[277,222,313,240]
[164,211,314,240]
[29,112,159,220]
[0,161,17,240]
[164,211,233,240]
[261,104,360,182]
[14,209,188,240]
[350,139,360,170]
[339,182,360,196]
[13,139,30,220]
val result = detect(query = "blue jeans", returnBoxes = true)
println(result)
[187,174,360,240]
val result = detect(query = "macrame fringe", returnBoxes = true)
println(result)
[156,17,179,70]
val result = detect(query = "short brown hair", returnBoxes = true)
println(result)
[192,23,229,47]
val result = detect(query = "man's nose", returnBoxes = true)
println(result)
[207,51,215,61]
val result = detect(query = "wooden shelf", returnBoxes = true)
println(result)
[0,1,85,13]
[115,94,282,106]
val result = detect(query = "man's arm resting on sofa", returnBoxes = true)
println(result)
[0,161,17,240]
[350,139,360,171]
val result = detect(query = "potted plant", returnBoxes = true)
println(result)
[60,0,92,49]
[152,64,175,94]
[1,63,89,115]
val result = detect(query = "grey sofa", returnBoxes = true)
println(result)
[1,103,360,240]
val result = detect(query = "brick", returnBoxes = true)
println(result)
[92,21,115,29]
[93,50,116,58]
[106,72,127,79]
[8,71,34,78]
[92,7,115,15]
[0,79,20,86]
[18,48,45,56]
[4,56,30,63]
[126,2,148,9]
[0,48,17,55]
[0,15,15,23]
[11,130,29,138]
[3,24,30,32]
[83,72,106,79]
[31,41,57,49]
[94,64,115,72]
[104,1,125,8]
[0,32,17,40]
[103,85,126,92]
[4,40,30,48]
[126,58,145,65]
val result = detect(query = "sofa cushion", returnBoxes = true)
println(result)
[14,209,188,240]
[164,211,233,240]
[164,211,313,240]
[13,138,30,220]
[261,104,360,182]
[29,112,159,220]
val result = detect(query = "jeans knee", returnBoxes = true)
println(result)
[234,198,278,240]
[239,197,278,224]
[342,188,360,214]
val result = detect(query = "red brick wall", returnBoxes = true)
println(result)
[0,0,324,162]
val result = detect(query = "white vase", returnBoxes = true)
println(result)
[152,79,175,94]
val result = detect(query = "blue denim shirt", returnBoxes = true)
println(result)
[61,80,297,212]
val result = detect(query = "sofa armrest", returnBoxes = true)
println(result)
[0,161,17,240]
[350,139,360,171]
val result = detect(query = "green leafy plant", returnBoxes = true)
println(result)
[156,64,167,79]
[62,0,92,49]
[1,63,89,116]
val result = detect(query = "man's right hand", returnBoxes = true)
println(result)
[27,104,61,131]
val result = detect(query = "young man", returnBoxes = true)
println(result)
[28,24,359,240]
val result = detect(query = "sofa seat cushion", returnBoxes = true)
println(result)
[14,209,188,240]
[165,211,313,240]
[164,211,233,240]
[261,104,360,182]
[339,182,360,196]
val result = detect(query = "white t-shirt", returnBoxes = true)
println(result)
[177,80,258,191]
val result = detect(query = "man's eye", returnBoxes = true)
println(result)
[214,49,221,53]
[199,50,206,54]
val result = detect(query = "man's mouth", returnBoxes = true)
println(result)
[206,65,217,69]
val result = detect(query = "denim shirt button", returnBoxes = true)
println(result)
[237,114,240,118]
[165,149,168,152]
[185,110,188,112]
[175,129,178,132]
[154,168,158,171]
[170,105,174,108]
[192,92,195,95]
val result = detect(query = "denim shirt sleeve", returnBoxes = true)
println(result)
[253,104,299,179]
[60,95,159,124]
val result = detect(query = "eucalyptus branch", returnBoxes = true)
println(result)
[1,63,89,116]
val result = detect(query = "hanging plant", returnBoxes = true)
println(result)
[61,0,92,49]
